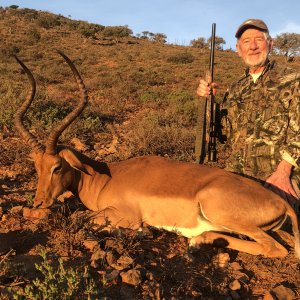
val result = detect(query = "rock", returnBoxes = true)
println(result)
[104,270,120,283]
[105,238,123,253]
[264,285,295,300]
[230,262,242,271]
[10,206,23,214]
[120,269,142,286]
[229,279,241,291]
[91,248,106,261]
[106,252,133,270]
[23,207,51,221]
[116,255,134,269]
[83,239,99,251]
[233,271,249,283]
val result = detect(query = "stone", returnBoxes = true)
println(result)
[264,285,295,300]
[229,279,241,291]
[83,239,99,251]
[10,206,23,214]
[120,269,142,286]
[23,207,51,221]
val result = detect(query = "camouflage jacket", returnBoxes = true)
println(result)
[222,60,300,180]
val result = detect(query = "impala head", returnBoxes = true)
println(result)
[14,51,88,208]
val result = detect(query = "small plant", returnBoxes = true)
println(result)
[14,249,101,300]
[25,194,35,207]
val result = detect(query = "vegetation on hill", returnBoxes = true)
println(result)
[1,7,300,161]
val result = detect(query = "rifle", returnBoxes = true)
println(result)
[207,23,217,162]
[195,23,217,163]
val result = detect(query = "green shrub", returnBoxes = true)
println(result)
[167,52,195,64]
[35,14,61,29]
[78,23,104,38]
[25,100,70,132]
[102,25,133,43]
[68,109,105,138]
[138,88,169,107]
[14,250,101,300]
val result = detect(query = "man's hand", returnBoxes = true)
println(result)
[265,160,298,202]
[196,79,218,98]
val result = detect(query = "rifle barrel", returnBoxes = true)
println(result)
[208,23,217,162]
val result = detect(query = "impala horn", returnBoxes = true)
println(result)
[45,50,88,155]
[14,55,44,152]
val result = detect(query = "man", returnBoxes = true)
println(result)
[196,19,300,211]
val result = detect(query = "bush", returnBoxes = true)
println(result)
[36,14,61,29]
[77,22,104,38]
[167,52,195,64]
[138,88,168,106]
[102,25,133,43]
[25,100,70,133]
[14,250,101,300]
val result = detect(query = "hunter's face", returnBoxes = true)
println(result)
[236,28,273,69]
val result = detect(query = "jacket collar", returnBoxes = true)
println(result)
[243,59,275,77]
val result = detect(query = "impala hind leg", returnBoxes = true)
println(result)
[189,230,288,258]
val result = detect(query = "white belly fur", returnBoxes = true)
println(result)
[158,216,226,238]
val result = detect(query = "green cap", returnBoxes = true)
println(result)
[235,19,269,38]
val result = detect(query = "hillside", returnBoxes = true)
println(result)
[1,6,300,299]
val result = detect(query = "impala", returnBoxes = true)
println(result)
[14,51,300,258]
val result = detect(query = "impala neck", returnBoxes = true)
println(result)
[70,162,111,211]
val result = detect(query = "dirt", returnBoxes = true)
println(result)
[1,135,300,300]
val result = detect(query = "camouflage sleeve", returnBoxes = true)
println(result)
[280,79,300,168]
[219,90,231,140]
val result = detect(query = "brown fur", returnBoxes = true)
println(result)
[31,147,300,258]
[14,52,300,258]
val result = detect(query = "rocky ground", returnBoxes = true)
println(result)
[1,133,300,300]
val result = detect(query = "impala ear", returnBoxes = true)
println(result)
[28,151,43,161]
[59,149,91,175]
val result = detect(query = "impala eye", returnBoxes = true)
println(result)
[53,165,62,174]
